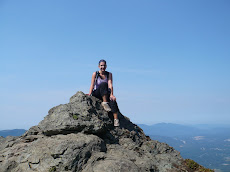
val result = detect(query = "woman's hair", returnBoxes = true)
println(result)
[98,59,106,65]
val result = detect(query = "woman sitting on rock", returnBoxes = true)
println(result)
[89,59,120,127]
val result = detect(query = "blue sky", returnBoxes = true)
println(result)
[1,0,230,129]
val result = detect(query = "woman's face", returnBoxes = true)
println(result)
[98,61,107,72]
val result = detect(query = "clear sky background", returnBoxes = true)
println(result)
[1,0,230,130]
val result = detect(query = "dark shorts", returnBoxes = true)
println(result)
[92,82,119,113]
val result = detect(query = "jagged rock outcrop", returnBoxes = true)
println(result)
[0,91,185,172]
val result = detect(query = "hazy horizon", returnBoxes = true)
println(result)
[1,122,230,131]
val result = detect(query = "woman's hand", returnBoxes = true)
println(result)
[110,95,116,101]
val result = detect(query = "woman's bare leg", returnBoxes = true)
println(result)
[113,112,118,119]
[102,95,109,102]
[113,112,119,126]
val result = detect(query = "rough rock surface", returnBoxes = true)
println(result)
[0,91,183,172]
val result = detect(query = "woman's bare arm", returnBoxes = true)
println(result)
[108,72,113,95]
[108,72,116,100]
[89,72,96,95]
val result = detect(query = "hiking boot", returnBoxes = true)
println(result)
[101,102,111,112]
[114,119,120,127]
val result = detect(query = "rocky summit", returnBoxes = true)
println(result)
[0,92,212,172]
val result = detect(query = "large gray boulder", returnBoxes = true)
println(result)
[0,91,184,172]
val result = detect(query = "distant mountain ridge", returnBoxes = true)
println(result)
[139,123,199,137]
[0,129,26,137]
[138,123,230,137]
[138,123,230,172]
